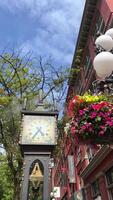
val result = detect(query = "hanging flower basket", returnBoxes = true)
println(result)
[66,93,113,145]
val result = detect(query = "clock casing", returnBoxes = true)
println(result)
[20,110,58,147]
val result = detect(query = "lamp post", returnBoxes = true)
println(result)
[93,28,113,94]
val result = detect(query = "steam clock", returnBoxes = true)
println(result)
[20,109,58,200]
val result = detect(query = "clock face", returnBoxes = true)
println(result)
[21,115,57,145]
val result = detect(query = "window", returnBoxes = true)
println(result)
[68,155,76,183]
[70,182,75,195]
[61,172,68,187]
[92,179,101,199]
[77,147,81,163]
[87,146,93,162]
[106,166,113,200]
[62,193,68,200]
[92,11,105,40]
[82,188,87,200]
[109,19,113,29]
[74,75,82,94]
[83,49,92,78]
[106,166,113,185]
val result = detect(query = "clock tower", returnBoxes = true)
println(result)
[20,108,58,200]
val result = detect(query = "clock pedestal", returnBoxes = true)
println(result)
[20,110,58,200]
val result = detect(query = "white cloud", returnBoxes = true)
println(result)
[0,0,85,66]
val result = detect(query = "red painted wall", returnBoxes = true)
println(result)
[99,175,109,200]
[86,186,92,200]
[84,150,113,184]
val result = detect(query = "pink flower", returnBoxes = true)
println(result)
[90,112,97,118]
[89,127,93,132]
[92,104,101,110]
[92,102,109,111]
[106,121,113,127]
[74,122,78,126]
[100,125,105,129]
[98,131,105,136]
[85,122,91,128]
[105,117,111,121]
[79,110,84,115]
[98,112,105,117]
[71,126,76,134]
[81,125,87,130]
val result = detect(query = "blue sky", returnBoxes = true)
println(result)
[0,0,85,67]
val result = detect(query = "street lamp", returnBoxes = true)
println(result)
[93,28,113,93]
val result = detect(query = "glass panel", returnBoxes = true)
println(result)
[109,19,113,28]
[87,147,93,161]
[109,187,113,200]
[106,166,113,185]
[83,49,92,78]
[77,147,81,163]
[92,180,100,197]
[61,172,68,187]
[92,11,105,40]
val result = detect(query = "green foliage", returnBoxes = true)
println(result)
[0,154,14,200]
[73,48,83,66]
[68,48,82,85]
[0,53,42,108]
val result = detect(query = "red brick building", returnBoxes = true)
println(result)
[53,0,113,200]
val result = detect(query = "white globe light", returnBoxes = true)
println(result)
[93,52,113,78]
[95,35,113,51]
[105,28,113,39]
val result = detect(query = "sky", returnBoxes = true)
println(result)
[0,0,85,67]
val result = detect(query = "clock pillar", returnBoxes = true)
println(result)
[20,110,58,200]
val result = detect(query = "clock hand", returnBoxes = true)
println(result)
[32,130,38,139]
[32,127,44,139]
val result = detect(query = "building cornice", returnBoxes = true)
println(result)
[72,0,98,67]
[80,146,112,179]
[68,0,98,88]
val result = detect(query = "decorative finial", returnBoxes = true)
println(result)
[35,90,45,111]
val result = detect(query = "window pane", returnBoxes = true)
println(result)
[92,180,100,197]
[106,166,113,185]
[109,187,113,199]
[92,11,105,40]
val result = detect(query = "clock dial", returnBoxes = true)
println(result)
[21,115,57,144]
